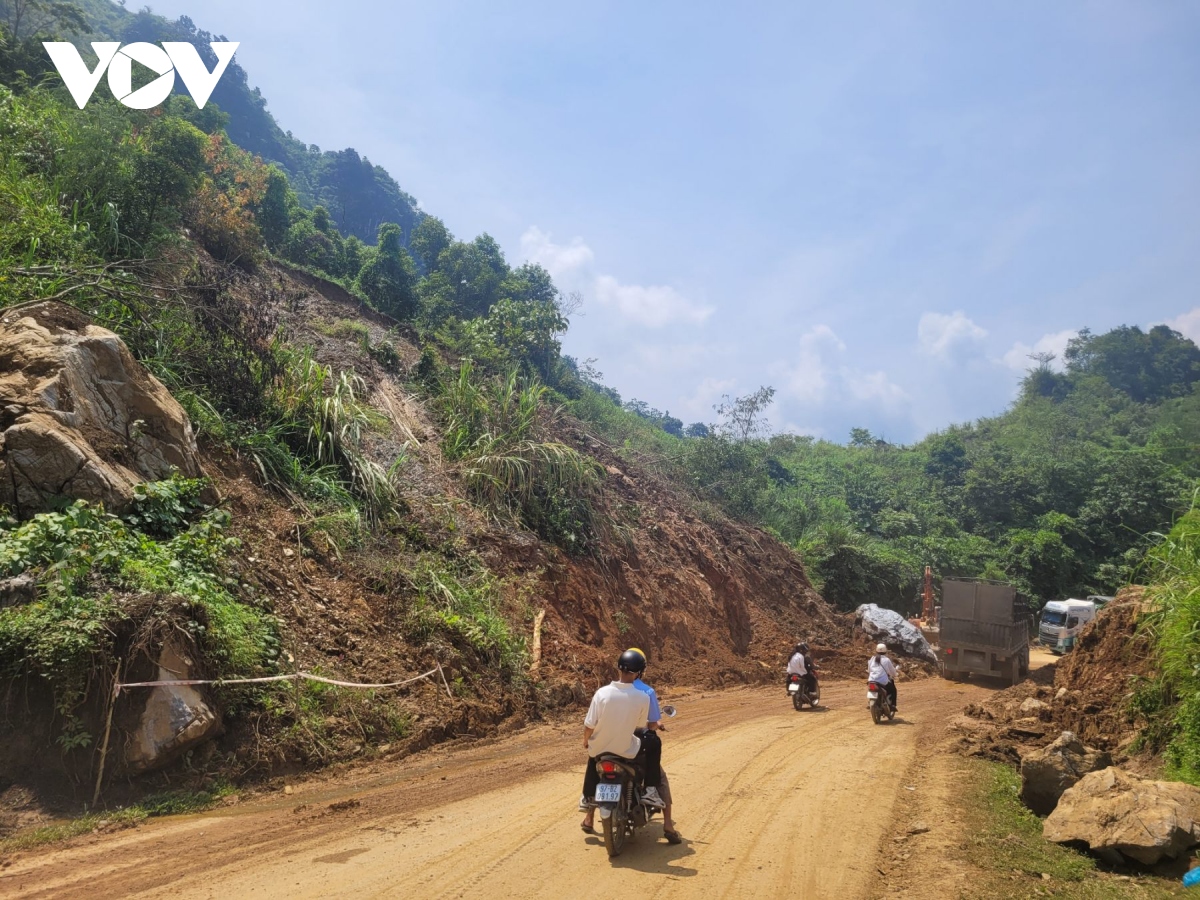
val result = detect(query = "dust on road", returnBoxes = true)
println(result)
[0,675,1006,900]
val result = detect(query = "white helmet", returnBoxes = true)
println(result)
[875,643,888,654]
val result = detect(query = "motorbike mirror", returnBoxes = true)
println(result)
[661,705,677,718]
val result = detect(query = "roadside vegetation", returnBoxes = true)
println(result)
[1126,504,1200,785]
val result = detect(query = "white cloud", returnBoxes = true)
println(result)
[676,376,736,422]
[594,275,712,328]
[1167,307,1200,345]
[773,325,909,413]
[520,226,712,328]
[918,311,988,359]
[519,226,594,279]
[847,370,910,405]
[1002,328,1077,372]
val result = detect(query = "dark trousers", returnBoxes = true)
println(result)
[885,681,897,709]
[581,731,663,798]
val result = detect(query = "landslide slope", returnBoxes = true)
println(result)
[244,261,848,696]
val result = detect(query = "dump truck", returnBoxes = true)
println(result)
[939,578,1030,685]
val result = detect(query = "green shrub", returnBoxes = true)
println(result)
[0,485,277,742]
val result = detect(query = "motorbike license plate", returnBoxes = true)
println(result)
[867,690,878,699]
[595,783,622,803]
[788,683,800,692]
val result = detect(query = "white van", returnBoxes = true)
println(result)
[1038,599,1097,653]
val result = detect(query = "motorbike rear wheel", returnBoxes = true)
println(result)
[603,805,629,857]
[792,691,804,711]
[871,704,882,725]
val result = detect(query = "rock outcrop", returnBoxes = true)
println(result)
[1019,730,1112,815]
[0,301,204,516]
[855,603,938,663]
[123,641,221,773]
[1043,767,1200,865]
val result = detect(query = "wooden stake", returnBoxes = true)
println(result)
[92,660,121,808]
[530,609,546,675]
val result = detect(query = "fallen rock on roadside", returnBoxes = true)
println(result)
[854,603,938,664]
[1020,730,1112,815]
[1043,767,1200,865]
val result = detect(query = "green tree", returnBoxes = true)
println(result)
[1065,325,1200,404]
[714,386,776,442]
[411,215,451,272]
[437,234,509,318]
[355,222,418,319]
[130,116,207,241]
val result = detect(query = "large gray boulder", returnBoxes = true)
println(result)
[0,302,204,516]
[1020,730,1112,815]
[855,603,938,663]
[124,641,221,773]
[1044,767,1200,865]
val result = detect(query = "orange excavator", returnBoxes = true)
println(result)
[911,565,940,646]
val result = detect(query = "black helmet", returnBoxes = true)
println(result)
[795,641,809,653]
[618,649,646,673]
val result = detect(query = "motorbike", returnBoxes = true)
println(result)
[588,704,676,857]
[867,681,895,724]
[786,667,821,710]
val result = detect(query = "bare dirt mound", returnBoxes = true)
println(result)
[951,588,1156,766]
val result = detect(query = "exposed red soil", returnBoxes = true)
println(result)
[950,587,1159,768]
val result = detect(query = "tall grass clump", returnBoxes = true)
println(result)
[246,346,401,530]
[440,361,606,554]
[1142,502,1200,782]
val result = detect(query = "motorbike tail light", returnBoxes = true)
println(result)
[946,648,954,655]
[601,760,616,774]
[867,682,878,690]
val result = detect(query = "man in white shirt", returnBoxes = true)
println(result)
[579,650,651,834]
[787,641,818,701]
[868,643,900,712]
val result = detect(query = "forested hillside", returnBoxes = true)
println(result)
[562,327,1199,612]
[2,0,422,245]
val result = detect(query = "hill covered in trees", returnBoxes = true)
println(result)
[575,326,1199,612]
[1,0,422,245]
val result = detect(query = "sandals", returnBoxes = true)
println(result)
[580,822,597,835]
[662,827,683,845]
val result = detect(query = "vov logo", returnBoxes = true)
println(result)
[42,42,239,110]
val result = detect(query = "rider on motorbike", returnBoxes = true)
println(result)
[868,643,899,712]
[578,650,653,835]
[787,641,819,702]
[626,647,681,844]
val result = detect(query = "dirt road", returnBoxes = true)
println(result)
[1,676,999,900]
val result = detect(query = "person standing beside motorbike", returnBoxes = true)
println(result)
[868,643,899,713]
[625,647,681,844]
[579,650,651,835]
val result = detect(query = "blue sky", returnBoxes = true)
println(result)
[141,0,1200,442]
